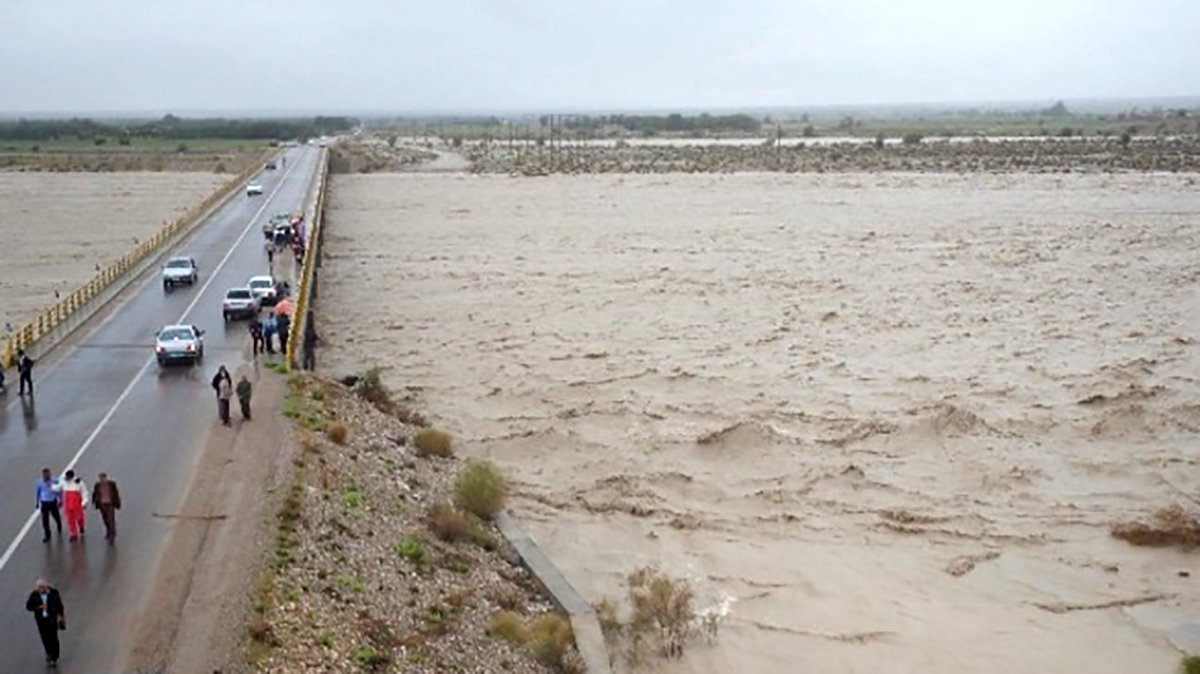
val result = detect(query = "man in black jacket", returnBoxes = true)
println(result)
[26,578,65,666]
[17,348,34,396]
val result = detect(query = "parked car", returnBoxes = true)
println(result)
[222,287,259,321]
[162,256,198,290]
[155,324,204,366]
[248,275,278,306]
[247,183,264,196]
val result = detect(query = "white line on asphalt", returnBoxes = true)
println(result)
[0,151,308,575]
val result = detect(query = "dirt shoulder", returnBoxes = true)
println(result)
[121,360,294,673]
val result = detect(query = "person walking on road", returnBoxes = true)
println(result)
[26,578,65,667]
[249,317,265,356]
[93,472,121,541]
[17,348,34,396]
[236,374,252,421]
[36,468,62,543]
[211,366,232,425]
[61,471,88,541]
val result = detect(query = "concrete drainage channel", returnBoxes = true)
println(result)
[496,512,613,673]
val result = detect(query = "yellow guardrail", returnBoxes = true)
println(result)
[1,149,274,369]
[286,148,329,372]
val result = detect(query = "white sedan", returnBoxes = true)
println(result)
[246,183,264,196]
[155,324,205,366]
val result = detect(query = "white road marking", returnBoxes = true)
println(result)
[0,150,310,574]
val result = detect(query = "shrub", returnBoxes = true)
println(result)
[627,567,695,659]
[428,503,470,542]
[354,646,391,671]
[341,483,364,510]
[901,133,923,145]
[469,521,498,551]
[529,613,574,667]
[454,459,506,519]
[94,137,107,145]
[327,421,348,444]
[247,615,279,646]
[176,143,188,153]
[397,534,429,567]
[1183,655,1200,674]
[487,610,529,644]
[414,429,453,458]
[355,366,393,411]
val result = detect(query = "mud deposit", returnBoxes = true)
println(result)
[0,171,225,331]
[321,172,1200,673]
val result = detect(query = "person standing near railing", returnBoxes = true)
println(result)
[17,348,34,396]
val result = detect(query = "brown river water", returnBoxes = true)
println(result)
[321,171,1200,673]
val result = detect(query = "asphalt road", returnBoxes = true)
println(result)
[0,145,321,672]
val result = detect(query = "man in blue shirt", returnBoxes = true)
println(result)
[35,468,61,543]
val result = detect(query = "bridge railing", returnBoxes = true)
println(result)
[286,147,329,372]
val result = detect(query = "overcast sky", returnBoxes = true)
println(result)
[2,0,1197,114]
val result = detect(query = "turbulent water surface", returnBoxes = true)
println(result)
[322,172,1200,673]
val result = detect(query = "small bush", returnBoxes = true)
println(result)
[428,503,470,542]
[327,421,348,444]
[454,459,506,519]
[1183,655,1200,674]
[355,366,394,412]
[529,613,574,668]
[488,610,529,644]
[397,534,429,567]
[354,646,391,671]
[247,615,279,646]
[627,567,695,659]
[341,483,364,510]
[901,133,923,145]
[596,597,622,644]
[469,521,498,551]
[414,429,453,458]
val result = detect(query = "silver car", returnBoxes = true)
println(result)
[248,275,278,306]
[155,324,205,366]
[162,256,198,289]
[222,287,259,321]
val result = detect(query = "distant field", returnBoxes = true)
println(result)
[0,136,272,152]
[0,171,227,331]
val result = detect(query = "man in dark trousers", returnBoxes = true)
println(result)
[302,311,319,370]
[277,312,291,356]
[35,468,61,543]
[17,348,34,396]
[236,374,252,421]
[26,578,65,666]
[92,472,122,541]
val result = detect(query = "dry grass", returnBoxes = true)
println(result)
[528,613,574,668]
[453,459,507,520]
[427,502,471,542]
[414,428,454,458]
[326,421,349,444]
[597,567,698,663]
[487,610,529,645]
[1112,505,1200,550]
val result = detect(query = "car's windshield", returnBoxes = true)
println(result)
[159,328,193,341]
[227,289,251,299]
[166,259,191,268]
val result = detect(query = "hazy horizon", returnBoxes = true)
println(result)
[3,0,1198,115]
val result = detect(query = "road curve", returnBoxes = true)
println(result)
[0,146,321,672]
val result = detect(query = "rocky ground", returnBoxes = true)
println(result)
[245,373,580,673]
[464,136,1200,174]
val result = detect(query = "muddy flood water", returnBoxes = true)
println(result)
[321,172,1200,673]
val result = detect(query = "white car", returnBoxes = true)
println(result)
[222,287,259,321]
[248,275,278,306]
[155,324,204,366]
[246,183,264,196]
[162,256,198,290]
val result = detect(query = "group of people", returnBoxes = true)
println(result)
[248,311,290,356]
[30,469,122,665]
[210,365,252,425]
[35,468,121,543]
[1,347,35,395]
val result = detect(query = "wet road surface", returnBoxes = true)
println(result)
[0,145,321,672]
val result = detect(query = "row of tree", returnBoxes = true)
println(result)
[553,113,761,134]
[0,115,357,141]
